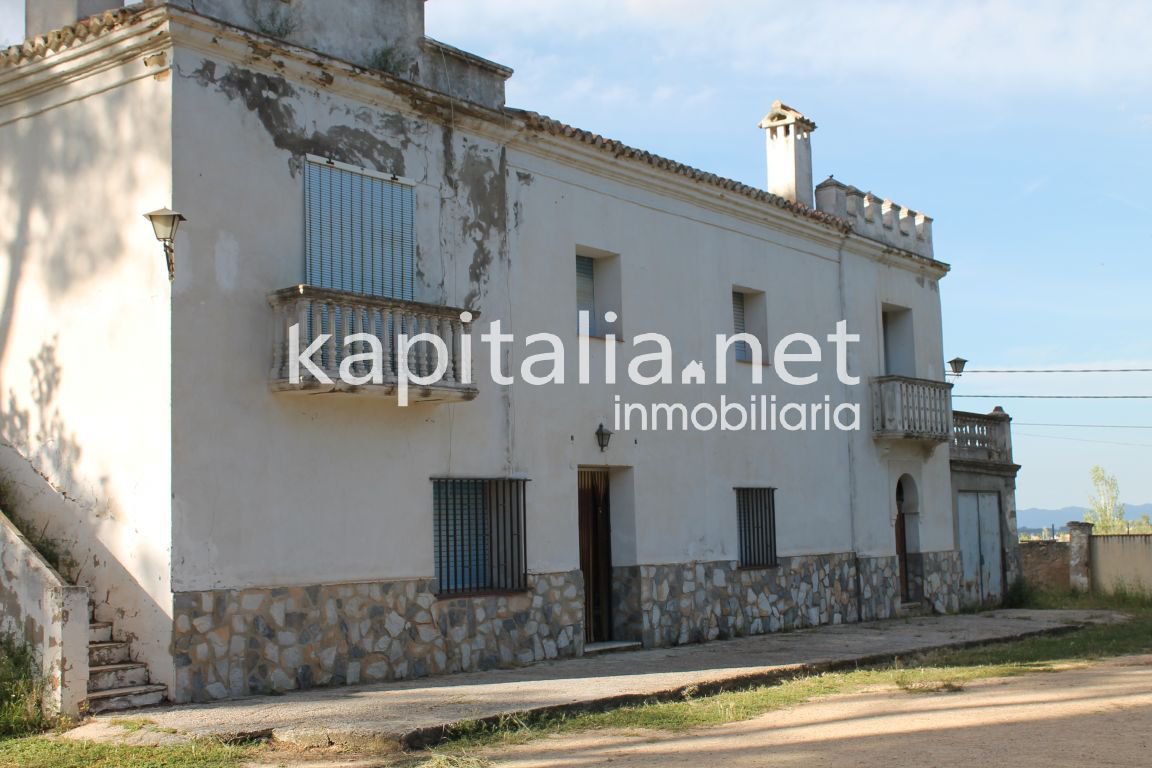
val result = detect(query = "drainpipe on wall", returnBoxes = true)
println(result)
[833,228,864,622]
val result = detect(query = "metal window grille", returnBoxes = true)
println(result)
[736,487,777,567]
[732,291,751,362]
[305,156,415,300]
[433,478,528,596]
[576,255,597,336]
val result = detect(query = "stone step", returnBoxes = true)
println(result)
[88,621,113,644]
[897,601,927,618]
[86,684,166,714]
[88,641,130,667]
[584,640,643,656]
[88,662,150,693]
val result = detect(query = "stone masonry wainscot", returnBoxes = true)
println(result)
[170,571,584,703]
[612,552,907,649]
[919,550,963,614]
[857,555,901,621]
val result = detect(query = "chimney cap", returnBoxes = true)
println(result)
[758,100,816,132]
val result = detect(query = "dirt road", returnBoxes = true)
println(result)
[483,656,1152,767]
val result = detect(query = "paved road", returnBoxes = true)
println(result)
[65,609,1119,752]
[486,655,1152,767]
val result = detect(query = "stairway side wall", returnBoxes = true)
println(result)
[0,509,88,715]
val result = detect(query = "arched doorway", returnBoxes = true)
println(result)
[895,475,920,603]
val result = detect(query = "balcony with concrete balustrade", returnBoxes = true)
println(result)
[268,285,478,403]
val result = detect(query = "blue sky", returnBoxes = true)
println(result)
[3,1,1151,509]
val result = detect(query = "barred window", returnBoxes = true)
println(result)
[736,487,777,568]
[433,478,528,596]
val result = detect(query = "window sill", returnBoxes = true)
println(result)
[434,588,531,601]
[737,563,780,572]
[735,359,772,367]
[580,334,625,343]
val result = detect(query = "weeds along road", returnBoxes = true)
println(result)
[480,655,1152,768]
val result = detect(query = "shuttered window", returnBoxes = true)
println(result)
[732,291,751,362]
[576,255,597,336]
[736,487,777,568]
[433,479,528,596]
[305,155,415,300]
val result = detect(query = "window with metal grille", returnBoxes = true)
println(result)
[305,155,414,300]
[433,478,528,596]
[576,255,597,335]
[736,487,777,568]
[732,291,751,362]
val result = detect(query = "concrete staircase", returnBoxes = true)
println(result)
[86,604,166,714]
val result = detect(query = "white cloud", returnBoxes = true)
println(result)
[427,0,1152,95]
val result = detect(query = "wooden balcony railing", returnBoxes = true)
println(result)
[951,410,1014,464]
[268,285,478,403]
[871,376,952,443]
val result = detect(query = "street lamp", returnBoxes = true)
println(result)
[947,357,968,377]
[144,208,186,281]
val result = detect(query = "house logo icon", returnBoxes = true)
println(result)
[681,360,706,385]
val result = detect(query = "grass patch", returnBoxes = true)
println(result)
[0,737,255,768]
[417,755,494,768]
[1025,584,1152,612]
[8,516,63,575]
[894,668,967,693]
[0,634,46,738]
[427,661,1035,758]
[108,718,154,733]
[105,717,179,735]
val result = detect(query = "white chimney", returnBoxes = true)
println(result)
[758,100,816,207]
[25,0,126,40]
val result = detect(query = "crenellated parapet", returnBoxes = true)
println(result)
[816,177,934,260]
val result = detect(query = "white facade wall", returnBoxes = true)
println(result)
[0,22,175,689]
[167,32,516,589]
[163,16,953,592]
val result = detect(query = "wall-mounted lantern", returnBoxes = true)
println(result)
[947,357,968,377]
[144,208,186,281]
[595,423,613,452]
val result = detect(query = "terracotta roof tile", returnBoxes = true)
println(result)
[509,109,851,232]
[0,6,147,71]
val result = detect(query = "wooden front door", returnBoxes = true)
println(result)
[578,469,613,643]
[896,482,910,602]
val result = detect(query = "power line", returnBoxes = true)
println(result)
[959,368,1152,374]
[953,394,1152,399]
[1014,422,1152,429]
[1015,432,1152,449]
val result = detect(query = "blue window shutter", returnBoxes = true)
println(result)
[732,291,750,361]
[576,255,597,335]
[305,158,414,300]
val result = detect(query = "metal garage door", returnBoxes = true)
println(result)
[958,491,1003,604]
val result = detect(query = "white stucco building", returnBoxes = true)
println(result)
[0,0,1020,712]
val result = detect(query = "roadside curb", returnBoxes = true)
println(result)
[393,623,1088,750]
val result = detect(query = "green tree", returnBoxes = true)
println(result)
[1085,466,1127,534]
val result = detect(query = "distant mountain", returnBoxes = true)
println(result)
[1017,503,1152,532]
